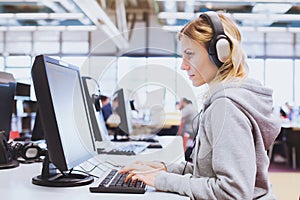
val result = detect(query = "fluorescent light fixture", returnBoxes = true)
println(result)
[37,26,66,31]
[0,13,14,19]
[66,25,97,31]
[162,25,183,32]
[257,27,287,32]
[158,12,195,19]
[15,13,48,19]
[252,3,292,14]
[8,26,37,31]
[49,13,85,20]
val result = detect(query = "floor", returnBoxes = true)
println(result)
[268,156,300,200]
[269,172,300,200]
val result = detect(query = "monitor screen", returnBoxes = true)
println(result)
[113,88,132,136]
[0,82,16,140]
[31,55,96,173]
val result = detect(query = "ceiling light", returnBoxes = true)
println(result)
[0,13,14,19]
[158,12,195,20]
[257,27,287,32]
[49,13,85,20]
[162,25,182,32]
[37,26,66,31]
[66,25,97,31]
[252,3,292,14]
[15,13,48,19]
[8,26,37,31]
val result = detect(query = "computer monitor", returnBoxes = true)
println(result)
[15,82,31,97]
[81,76,108,142]
[112,88,133,141]
[0,80,19,170]
[0,82,16,141]
[31,55,96,187]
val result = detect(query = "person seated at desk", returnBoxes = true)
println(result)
[100,95,112,122]
[177,97,198,160]
[119,11,281,199]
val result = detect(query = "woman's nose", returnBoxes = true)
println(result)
[181,59,190,70]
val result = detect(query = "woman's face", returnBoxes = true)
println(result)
[180,35,218,87]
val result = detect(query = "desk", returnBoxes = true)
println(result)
[107,112,181,130]
[0,136,188,200]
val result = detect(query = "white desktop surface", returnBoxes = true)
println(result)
[0,136,188,200]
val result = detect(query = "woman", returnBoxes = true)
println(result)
[120,11,281,199]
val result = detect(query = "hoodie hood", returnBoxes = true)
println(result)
[202,78,281,150]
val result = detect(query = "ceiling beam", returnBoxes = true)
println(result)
[115,0,129,40]
[72,0,129,50]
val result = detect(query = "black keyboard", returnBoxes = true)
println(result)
[89,169,146,194]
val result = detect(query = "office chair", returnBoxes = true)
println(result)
[285,128,300,169]
[268,128,289,165]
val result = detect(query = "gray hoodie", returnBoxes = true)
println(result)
[155,78,281,200]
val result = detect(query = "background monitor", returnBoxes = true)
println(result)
[31,55,95,187]
[30,108,44,141]
[112,88,132,141]
[81,76,109,142]
[0,72,16,141]
[0,72,19,169]
[15,82,31,97]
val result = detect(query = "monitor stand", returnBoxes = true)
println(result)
[32,151,93,187]
[0,160,19,170]
[111,127,130,142]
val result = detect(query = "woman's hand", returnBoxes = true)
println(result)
[118,161,166,187]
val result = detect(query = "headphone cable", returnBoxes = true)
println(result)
[181,109,202,175]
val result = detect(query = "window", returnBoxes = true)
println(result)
[6,56,31,68]
[265,59,293,105]
[247,58,265,85]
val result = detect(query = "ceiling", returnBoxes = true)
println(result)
[154,0,300,32]
[1,0,300,49]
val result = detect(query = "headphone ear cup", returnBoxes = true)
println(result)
[216,37,230,63]
[21,143,42,160]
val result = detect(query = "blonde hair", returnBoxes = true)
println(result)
[179,11,248,82]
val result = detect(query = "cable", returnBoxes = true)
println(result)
[72,169,99,179]
[181,109,203,175]
[82,76,101,95]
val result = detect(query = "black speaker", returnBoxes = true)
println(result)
[200,11,231,68]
